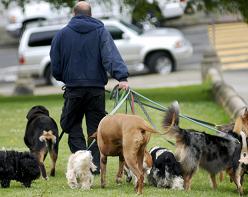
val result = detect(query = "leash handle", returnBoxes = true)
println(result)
[110,89,130,115]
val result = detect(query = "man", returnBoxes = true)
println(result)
[50,1,129,174]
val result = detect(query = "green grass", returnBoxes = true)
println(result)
[0,84,241,197]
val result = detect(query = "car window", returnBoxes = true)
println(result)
[28,30,58,47]
[105,26,124,40]
[120,20,143,35]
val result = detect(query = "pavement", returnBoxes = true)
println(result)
[0,70,202,96]
[1,68,247,117]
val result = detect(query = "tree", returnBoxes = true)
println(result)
[186,0,248,22]
[1,0,248,22]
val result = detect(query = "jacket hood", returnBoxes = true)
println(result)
[68,15,103,34]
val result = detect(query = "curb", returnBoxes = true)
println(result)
[201,47,247,119]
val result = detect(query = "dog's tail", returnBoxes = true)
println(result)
[142,122,159,134]
[39,130,57,145]
[162,101,183,140]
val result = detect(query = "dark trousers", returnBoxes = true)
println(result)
[60,87,106,169]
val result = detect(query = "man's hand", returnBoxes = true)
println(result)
[118,81,129,90]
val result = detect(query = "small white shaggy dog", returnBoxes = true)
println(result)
[66,150,97,190]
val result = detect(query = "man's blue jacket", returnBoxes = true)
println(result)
[50,15,128,87]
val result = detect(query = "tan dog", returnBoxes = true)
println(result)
[233,108,248,135]
[124,150,153,184]
[218,108,248,192]
[96,113,159,194]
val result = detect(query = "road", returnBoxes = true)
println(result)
[0,47,18,68]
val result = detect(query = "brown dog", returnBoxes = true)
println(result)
[217,108,248,135]
[234,108,248,135]
[96,113,159,194]
[124,149,153,184]
[218,108,248,193]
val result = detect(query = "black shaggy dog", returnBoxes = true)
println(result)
[0,150,40,188]
[24,105,59,179]
[163,101,244,194]
[147,146,184,189]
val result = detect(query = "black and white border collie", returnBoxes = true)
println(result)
[147,146,184,189]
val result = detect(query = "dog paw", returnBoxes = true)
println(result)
[238,187,244,196]
[50,170,55,177]
[126,176,132,183]
[116,177,122,184]
[69,183,78,189]
[80,185,91,190]
[43,176,49,181]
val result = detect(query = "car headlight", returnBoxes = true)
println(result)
[174,40,185,48]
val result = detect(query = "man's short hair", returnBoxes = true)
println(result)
[74,3,92,16]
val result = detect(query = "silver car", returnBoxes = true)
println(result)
[18,19,193,85]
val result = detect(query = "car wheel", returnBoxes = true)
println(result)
[146,52,175,74]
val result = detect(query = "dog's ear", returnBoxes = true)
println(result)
[26,105,49,120]
[242,108,248,119]
[90,131,97,139]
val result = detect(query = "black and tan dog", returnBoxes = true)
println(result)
[163,101,245,194]
[24,105,59,179]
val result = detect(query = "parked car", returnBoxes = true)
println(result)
[155,0,188,19]
[90,0,188,21]
[18,19,193,85]
[5,1,71,37]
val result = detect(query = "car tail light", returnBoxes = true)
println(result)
[19,55,25,65]
[8,15,17,24]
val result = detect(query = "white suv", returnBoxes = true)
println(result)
[18,19,193,85]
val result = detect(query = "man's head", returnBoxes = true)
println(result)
[74,1,92,17]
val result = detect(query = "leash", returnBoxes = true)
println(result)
[87,88,131,150]
[107,88,217,129]
[60,86,224,147]
[130,99,216,127]
[130,89,223,135]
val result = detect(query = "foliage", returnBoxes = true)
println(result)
[189,0,248,22]
[1,0,248,22]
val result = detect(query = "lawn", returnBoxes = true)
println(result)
[0,84,242,197]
